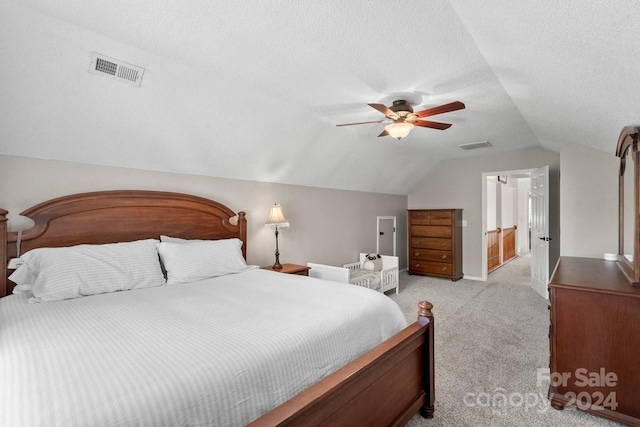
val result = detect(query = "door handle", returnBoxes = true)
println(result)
[539,237,552,241]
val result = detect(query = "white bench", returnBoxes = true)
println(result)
[307,254,399,294]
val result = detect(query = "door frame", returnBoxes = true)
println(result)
[376,216,397,256]
[481,168,535,281]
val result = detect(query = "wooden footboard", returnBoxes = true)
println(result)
[250,301,435,426]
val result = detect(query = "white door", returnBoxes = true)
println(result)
[530,166,549,299]
[377,216,396,256]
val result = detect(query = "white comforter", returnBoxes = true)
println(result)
[0,269,407,427]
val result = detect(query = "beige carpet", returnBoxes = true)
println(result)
[389,255,622,427]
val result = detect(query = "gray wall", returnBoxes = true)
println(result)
[559,143,618,257]
[408,148,561,279]
[2,144,619,279]
[0,155,408,269]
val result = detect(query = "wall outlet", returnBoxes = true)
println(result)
[7,258,23,269]
[461,220,468,227]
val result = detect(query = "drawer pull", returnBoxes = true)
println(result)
[442,255,447,259]
[442,267,447,271]
[415,252,420,256]
[416,263,420,267]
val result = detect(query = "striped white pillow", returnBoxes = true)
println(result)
[9,239,165,303]
[157,238,248,284]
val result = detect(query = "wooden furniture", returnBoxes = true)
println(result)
[617,125,640,285]
[548,257,640,426]
[264,263,310,276]
[546,126,640,425]
[1,190,436,426]
[408,209,463,281]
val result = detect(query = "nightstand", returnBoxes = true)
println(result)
[264,263,310,276]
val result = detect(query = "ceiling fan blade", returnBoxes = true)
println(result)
[415,101,465,118]
[336,119,385,127]
[413,120,452,130]
[378,129,390,137]
[368,103,398,119]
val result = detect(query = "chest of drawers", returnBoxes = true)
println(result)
[408,209,463,281]
[548,257,640,425]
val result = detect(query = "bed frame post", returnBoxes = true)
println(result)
[237,211,247,259]
[418,300,435,418]
[0,209,7,298]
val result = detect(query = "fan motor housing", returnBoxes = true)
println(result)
[390,100,414,116]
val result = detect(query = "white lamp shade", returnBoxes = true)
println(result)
[385,122,414,139]
[265,204,289,229]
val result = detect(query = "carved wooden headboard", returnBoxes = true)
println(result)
[0,190,247,297]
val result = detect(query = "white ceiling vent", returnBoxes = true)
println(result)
[89,52,144,87]
[459,140,493,150]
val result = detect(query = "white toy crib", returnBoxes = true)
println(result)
[307,253,399,294]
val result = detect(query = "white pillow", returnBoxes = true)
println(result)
[9,261,37,287]
[9,239,165,303]
[157,238,248,284]
[12,284,32,295]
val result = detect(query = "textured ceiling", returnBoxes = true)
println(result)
[1,1,638,194]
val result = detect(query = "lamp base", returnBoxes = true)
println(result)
[273,250,283,270]
[272,228,283,270]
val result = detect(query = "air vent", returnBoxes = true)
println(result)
[459,141,493,150]
[89,52,144,87]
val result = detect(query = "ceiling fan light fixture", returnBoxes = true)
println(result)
[385,122,414,140]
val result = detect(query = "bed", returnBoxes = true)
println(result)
[0,190,435,426]
[308,253,399,294]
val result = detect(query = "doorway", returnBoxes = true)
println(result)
[377,216,396,256]
[482,168,535,280]
[481,166,558,300]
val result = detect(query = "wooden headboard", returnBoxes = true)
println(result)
[0,190,247,297]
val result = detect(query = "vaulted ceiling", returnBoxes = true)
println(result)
[1,1,639,194]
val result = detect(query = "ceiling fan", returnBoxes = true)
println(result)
[336,99,465,140]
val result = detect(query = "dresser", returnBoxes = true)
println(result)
[407,209,463,281]
[548,257,640,426]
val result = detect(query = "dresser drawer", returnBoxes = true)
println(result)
[410,237,452,251]
[409,211,431,225]
[411,225,451,238]
[410,210,430,220]
[429,218,452,225]
[410,210,453,225]
[411,249,453,263]
[410,261,452,276]
[430,211,452,219]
